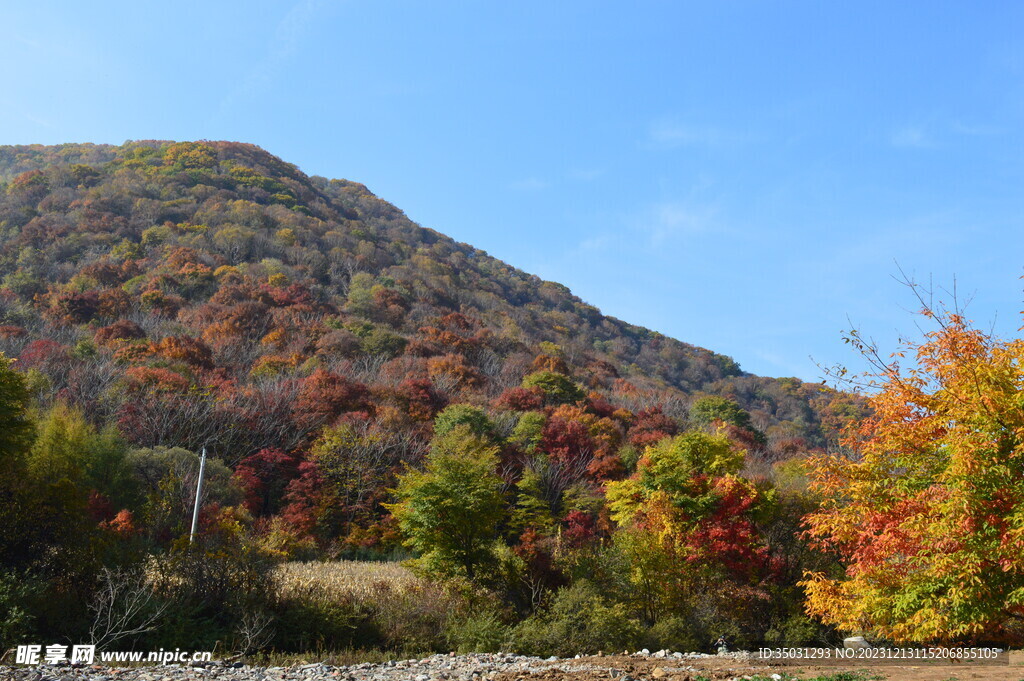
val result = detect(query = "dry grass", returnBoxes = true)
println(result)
[274,560,475,652]
[276,560,427,600]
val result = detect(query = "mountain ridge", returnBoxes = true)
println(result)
[0,140,860,463]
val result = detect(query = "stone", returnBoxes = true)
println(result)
[842,636,871,649]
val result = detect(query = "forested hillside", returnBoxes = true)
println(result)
[0,141,867,651]
[0,140,857,456]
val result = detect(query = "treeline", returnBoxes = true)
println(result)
[5,300,1024,654]
[0,351,837,654]
[0,140,873,654]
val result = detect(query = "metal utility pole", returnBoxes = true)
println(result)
[189,447,208,544]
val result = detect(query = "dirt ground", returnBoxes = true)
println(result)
[493,654,1024,681]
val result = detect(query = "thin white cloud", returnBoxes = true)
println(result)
[752,349,808,377]
[655,202,710,238]
[648,119,744,149]
[891,120,1004,148]
[636,200,720,245]
[568,167,604,181]
[951,120,1004,137]
[22,112,54,129]
[578,234,612,251]
[13,34,40,49]
[567,199,720,258]
[213,0,324,121]
[508,177,549,191]
[890,126,932,148]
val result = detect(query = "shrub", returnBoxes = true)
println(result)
[272,589,366,651]
[763,612,823,647]
[368,580,453,651]
[446,611,510,653]
[510,581,641,656]
[147,515,279,647]
[641,616,703,653]
[0,570,39,650]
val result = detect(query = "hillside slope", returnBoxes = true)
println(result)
[0,141,859,468]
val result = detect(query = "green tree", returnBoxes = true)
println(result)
[690,396,752,429]
[345,272,376,317]
[387,426,506,580]
[433,404,494,440]
[521,371,584,405]
[689,396,765,443]
[127,447,241,544]
[609,432,745,520]
[0,354,32,476]
[510,411,546,452]
[0,354,35,567]
[360,327,407,357]
[28,403,138,510]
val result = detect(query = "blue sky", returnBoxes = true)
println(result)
[4,2,1023,382]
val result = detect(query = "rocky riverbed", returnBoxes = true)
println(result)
[0,651,764,681]
[6,649,1015,681]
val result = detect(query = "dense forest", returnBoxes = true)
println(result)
[0,140,860,455]
[0,141,884,653]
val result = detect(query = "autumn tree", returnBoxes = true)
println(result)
[626,406,678,449]
[387,425,506,580]
[607,431,772,624]
[802,301,1024,644]
[234,447,301,516]
[307,420,418,541]
[689,396,765,445]
[292,369,371,432]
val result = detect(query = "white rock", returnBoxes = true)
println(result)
[843,636,871,649]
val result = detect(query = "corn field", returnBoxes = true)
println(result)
[274,561,477,651]
[276,560,427,601]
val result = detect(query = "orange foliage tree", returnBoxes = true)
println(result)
[802,296,1024,644]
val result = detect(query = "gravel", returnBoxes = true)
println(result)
[0,650,759,681]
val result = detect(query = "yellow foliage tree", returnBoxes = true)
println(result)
[802,299,1024,644]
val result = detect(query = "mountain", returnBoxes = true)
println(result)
[0,141,860,474]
